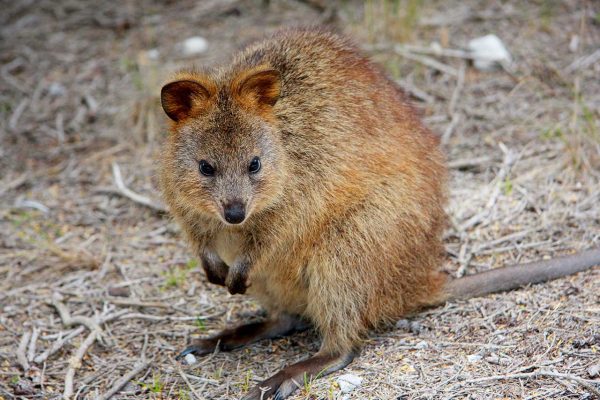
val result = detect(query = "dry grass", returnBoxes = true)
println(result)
[1,0,599,399]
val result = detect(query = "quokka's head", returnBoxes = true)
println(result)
[159,65,286,226]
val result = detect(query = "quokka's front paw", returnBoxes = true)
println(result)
[201,253,229,287]
[225,263,250,295]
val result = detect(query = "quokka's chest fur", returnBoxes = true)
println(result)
[209,230,244,267]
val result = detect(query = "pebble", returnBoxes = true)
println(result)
[467,353,483,363]
[588,364,600,378]
[147,48,160,60]
[415,340,429,350]
[184,353,197,365]
[395,319,423,334]
[181,36,208,56]
[468,34,511,71]
[48,82,66,97]
[337,373,362,393]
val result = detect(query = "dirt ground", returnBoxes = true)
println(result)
[1,0,599,399]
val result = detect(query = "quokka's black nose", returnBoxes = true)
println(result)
[223,202,246,224]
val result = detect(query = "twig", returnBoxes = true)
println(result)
[448,62,466,115]
[33,310,129,364]
[441,113,461,145]
[49,294,124,399]
[51,295,103,399]
[16,331,31,371]
[70,296,174,309]
[27,327,40,362]
[0,172,29,197]
[396,79,435,103]
[51,294,101,334]
[117,312,222,322]
[368,43,472,60]
[393,45,459,76]
[458,143,517,231]
[9,98,29,132]
[565,49,600,73]
[34,328,84,364]
[176,367,204,399]
[463,370,600,397]
[98,360,151,400]
[111,162,166,212]
[64,330,100,399]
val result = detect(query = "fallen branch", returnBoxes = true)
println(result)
[16,331,31,371]
[48,294,112,400]
[111,162,166,212]
[64,330,100,399]
[34,328,84,364]
[441,113,461,146]
[27,328,40,362]
[392,45,459,76]
[51,294,101,335]
[458,143,517,232]
[34,309,129,364]
[98,360,151,400]
[176,367,204,400]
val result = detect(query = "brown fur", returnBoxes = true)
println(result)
[160,27,447,356]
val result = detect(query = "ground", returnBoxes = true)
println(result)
[1,0,599,399]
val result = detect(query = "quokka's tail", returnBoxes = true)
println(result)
[437,248,600,304]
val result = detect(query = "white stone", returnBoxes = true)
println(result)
[468,34,511,71]
[588,364,600,378]
[184,353,197,365]
[48,82,66,97]
[569,35,579,53]
[337,373,362,393]
[147,48,160,60]
[181,36,208,56]
[430,41,442,55]
[467,353,483,363]
[415,340,429,349]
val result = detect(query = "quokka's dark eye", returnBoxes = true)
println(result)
[248,156,261,174]
[199,160,215,177]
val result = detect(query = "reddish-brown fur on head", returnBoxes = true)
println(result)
[160,67,287,227]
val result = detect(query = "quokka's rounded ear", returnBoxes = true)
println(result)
[160,80,212,122]
[233,67,281,108]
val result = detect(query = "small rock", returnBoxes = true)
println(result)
[395,319,423,334]
[415,340,429,350]
[467,353,483,363]
[181,36,208,56]
[48,82,66,97]
[336,373,362,393]
[485,354,500,364]
[395,319,410,330]
[569,35,579,53]
[146,48,160,60]
[588,364,600,378]
[184,353,197,365]
[429,41,442,55]
[468,34,512,71]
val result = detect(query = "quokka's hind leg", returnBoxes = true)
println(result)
[176,313,309,360]
[241,345,358,400]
